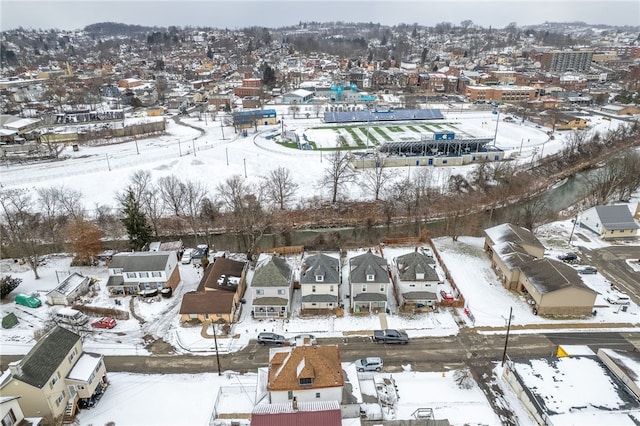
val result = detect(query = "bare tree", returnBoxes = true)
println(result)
[321,150,356,203]
[141,185,165,237]
[115,170,153,206]
[361,161,395,201]
[216,175,271,258]
[183,180,209,242]
[0,189,45,279]
[264,166,299,210]
[158,175,186,216]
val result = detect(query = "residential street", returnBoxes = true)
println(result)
[4,328,635,375]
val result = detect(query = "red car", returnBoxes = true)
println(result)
[91,317,116,329]
[440,290,455,301]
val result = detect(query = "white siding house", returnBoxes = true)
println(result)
[299,253,340,311]
[251,255,294,318]
[106,251,180,296]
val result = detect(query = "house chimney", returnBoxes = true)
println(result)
[8,361,21,376]
[292,396,298,411]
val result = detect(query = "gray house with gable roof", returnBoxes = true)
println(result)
[580,205,639,240]
[251,255,294,318]
[106,251,180,296]
[393,250,440,309]
[300,253,340,311]
[0,327,108,420]
[349,250,390,313]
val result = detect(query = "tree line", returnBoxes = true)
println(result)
[1,122,639,280]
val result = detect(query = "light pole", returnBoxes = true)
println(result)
[226,147,229,166]
[192,138,196,157]
[243,158,247,178]
[493,109,500,144]
[178,139,182,157]
[501,306,513,367]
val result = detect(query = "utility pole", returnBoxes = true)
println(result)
[192,138,196,157]
[221,115,226,140]
[178,139,182,157]
[501,306,513,367]
[226,147,229,166]
[105,153,111,171]
[569,213,579,245]
[212,322,222,376]
[243,158,247,178]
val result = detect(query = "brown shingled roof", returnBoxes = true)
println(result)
[198,257,247,292]
[179,290,235,315]
[268,345,343,391]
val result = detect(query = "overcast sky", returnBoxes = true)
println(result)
[1,0,638,31]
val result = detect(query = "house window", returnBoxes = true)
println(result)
[256,289,264,295]
[330,285,334,292]
[151,272,161,277]
[315,274,324,282]
[299,377,313,386]
[126,272,137,279]
[362,284,367,292]
[366,274,375,282]
[287,391,293,400]
[380,284,385,292]
[409,284,416,287]
[139,272,149,278]
[312,285,316,293]
[2,409,17,426]
[315,392,321,398]
[54,390,66,407]
[277,289,285,295]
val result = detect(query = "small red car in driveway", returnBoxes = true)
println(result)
[91,317,116,329]
[440,290,455,301]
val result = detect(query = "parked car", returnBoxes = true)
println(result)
[257,332,286,345]
[372,329,409,344]
[91,317,117,329]
[55,308,89,326]
[354,357,384,372]
[440,290,455,301]
[558,252,578,263]
[289,334,317,346]
[579,266,598,275]
[15,293,42,308]
[181,248,193,264]
[607,294,631,305]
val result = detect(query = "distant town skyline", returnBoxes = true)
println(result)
[1,0,639,32]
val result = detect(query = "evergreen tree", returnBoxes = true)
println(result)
[121,189,152,251]
[0,275,21,298]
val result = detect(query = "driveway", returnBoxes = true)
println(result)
[580,245,640,302]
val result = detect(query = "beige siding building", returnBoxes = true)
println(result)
[0,327,108,420]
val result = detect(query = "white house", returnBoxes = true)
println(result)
[251,255,294,318]
[46,273,92,306]
[105,251,180,297]
[348,250,390,313]
[392,249,441,309]
[580,204,639,240]
[299,253,340,311]
[267,345,344,404]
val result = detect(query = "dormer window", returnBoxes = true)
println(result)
[416,272,425,279]
[366,274,375,282]
[315,274,324,282]
[299,377,313,386]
